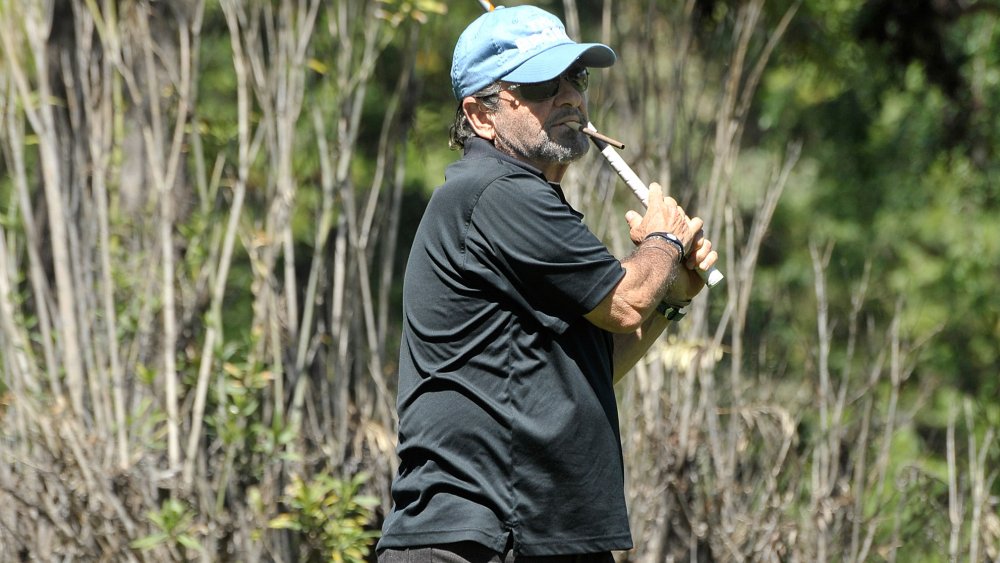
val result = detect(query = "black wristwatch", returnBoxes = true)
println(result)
[656,300,690,321]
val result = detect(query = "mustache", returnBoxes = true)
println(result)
[547,110,587,128]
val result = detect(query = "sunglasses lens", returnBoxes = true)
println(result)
[516,78,561,101]
[512,68,589,101]
[566,67,589,92]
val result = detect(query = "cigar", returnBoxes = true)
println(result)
[568,122,626,150]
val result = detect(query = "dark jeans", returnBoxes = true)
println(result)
[377,541,615,563]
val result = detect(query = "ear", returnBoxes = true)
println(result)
[462,96,496,141]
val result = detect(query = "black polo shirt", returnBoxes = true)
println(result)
[379,138,632,555]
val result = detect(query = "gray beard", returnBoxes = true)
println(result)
[493,118,589,165]
[531,135,588,163]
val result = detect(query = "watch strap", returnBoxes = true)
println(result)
[656,300,690,321]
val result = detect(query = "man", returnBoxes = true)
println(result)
[378,5,717,561]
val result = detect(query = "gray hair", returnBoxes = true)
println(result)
[448,82,502,150]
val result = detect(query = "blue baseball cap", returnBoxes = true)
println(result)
[451,5,617,100]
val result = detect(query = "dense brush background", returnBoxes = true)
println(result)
[1,0,998,561]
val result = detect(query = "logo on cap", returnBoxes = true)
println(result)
[514,19,569,53]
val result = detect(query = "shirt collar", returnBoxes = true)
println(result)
[464,136,548,182]
[463,137,576,211]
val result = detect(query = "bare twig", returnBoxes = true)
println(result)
[2,0,87,416]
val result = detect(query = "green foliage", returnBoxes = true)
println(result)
[269,472,381,563]
[131,498,204,555]
[377,0,448,27]
[217,357,271,436]
[755,0,1000,390]
[127,396,168,452]
[201,343,300,485]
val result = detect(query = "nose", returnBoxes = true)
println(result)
[553,75,584,108]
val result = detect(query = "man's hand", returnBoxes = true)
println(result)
[624,183,701,254]
[624,182,719,303]
[665,234,717,303]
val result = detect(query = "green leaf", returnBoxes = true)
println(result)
[353,495,380,509]
[268,514,301,530]
[130,532,169,550]
[307,59,328,75]
[177,534,204,551]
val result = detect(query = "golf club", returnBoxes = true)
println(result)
[575,122,725,287]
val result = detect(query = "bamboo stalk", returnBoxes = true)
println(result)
[61,27,116,439]
[0,230,41,395]
[295,108,336,372]
[183,0,249,488]
[3,90,60,396]
[947,410,960,561]
[133,4,181,473]
[2,0,87,416]
[968,405,988,563]
[857,308,906,562]
[90,60,130,467]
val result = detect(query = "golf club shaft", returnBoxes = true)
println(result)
[581,123,725,287]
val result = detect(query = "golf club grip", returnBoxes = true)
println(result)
[595,140,725,288]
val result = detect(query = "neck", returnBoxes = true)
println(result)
[490,140,572,182]
[535,160,570,183]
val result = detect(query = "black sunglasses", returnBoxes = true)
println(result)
[505,67,589,102]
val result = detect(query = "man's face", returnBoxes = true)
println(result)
[492,67,591,167]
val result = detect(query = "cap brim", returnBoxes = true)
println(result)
[503,43,616,84]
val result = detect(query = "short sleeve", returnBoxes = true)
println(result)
[463,172,624,333]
